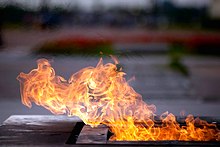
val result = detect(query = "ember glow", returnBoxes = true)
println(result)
[17,58,219,141]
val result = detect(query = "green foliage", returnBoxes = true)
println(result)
[169,43,188,76]
[0,5,27,24]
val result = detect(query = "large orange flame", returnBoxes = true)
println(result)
[17,58,219,141]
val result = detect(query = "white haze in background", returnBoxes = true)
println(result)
[173,0,210,8]
[0,0,211,10]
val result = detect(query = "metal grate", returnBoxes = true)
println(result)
[67,116,220,145]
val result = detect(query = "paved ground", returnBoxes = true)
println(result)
[0,49,220,124]
[0,27,220,124]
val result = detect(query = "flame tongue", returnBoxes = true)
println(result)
[17,58,219,141]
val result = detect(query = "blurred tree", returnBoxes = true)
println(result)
[169,43,188,76]
[1,5,26,26]
[0,18,3,47]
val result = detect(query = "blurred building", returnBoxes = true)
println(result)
[209,0,220,18]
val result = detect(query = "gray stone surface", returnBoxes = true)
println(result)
[0,115,79,146]
[1,115,219,146]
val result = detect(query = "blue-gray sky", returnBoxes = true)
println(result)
[0,0,211,10]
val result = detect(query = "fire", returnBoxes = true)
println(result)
[17,58,219,141]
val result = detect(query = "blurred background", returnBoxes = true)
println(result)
[0,0,220,123]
